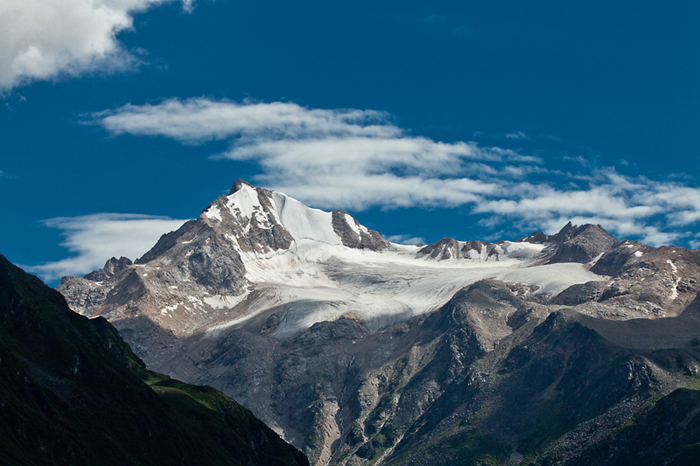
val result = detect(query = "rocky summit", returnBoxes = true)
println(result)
[58,180,700,465]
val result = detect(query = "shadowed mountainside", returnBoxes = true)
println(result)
[0,254,308,466]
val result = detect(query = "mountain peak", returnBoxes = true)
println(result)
[84,256,132,281]
[548,222,620,264]
[551,222,615,244]
[229,178,255,195]
[518,223,620,264]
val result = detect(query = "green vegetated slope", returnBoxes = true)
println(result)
[0,254,308,466]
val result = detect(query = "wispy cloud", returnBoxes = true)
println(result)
[0,0,193,92]
[91,98,526,211]
[28,214,187,282]
[91,98,700,248]
[0,169,16,180]
[505,131,528,140]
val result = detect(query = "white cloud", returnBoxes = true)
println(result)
[28,214,187,282]
[91,98,700,248]
[690,238,700,250]
[94,98,402,141]
[0,0,192,92]
[92,98,521,211]
[386,235,426,246]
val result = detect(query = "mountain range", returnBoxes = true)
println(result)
[56,180,700,465]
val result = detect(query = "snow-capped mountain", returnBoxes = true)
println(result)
[58,180,700,466]
[59,180,608,338]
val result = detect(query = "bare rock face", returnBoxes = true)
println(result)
[57,181,700,466]
[84,256,132,281]
[550,280,608,306]
[59,217,247,338]
[332,210,390,251]
[520,222,620,264]
[418,238,463,260]
[417,238,505,261]
[58,275,111,317]
[548,242,700,320]
[549,223,620,264]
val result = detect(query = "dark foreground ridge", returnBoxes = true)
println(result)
[0,254,308,466]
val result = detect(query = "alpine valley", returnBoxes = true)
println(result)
[57,180,700,466]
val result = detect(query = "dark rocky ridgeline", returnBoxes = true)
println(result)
[331,209,390,251]
[568,386,700,466]
[519,222,620,264]
[417,238,498,261]
[0,255,308,466]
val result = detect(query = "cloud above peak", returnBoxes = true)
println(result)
[28,214,187,282]
[95,98,401,142]
[91,98,700,247]
[0,0,193,92]
[93,98,525,210]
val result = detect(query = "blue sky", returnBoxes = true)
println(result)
[1,0,699,284]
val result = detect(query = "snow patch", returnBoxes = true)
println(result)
[226,183,261,219]
[162,303,180,312]
[203,291,250,310]
[187,296,203,307]
[634,251,643,258]
[497,263,601,296]
[272,192,341,246]
[667,260,680,300]
[345,213,361,236]
[205,205,223,222]
[589,252,605,265]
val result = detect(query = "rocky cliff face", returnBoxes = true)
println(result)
[57,181,700,465]
[521,222,621,265]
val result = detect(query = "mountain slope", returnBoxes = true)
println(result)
[56,180,700,465]
[380,305,700,466]
[0,254,308,466]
